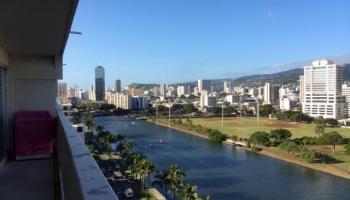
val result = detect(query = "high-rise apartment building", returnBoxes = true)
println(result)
[302,59,345,119]
[198,79,211,94]
[160,84,167,96]
[88,85,95,101]
[115,79,121,93]
[57,82,67,98]
[75,90,89,100]
[200,95,216,107]
[112,93,133,109]
[67,87,76,98]
[299,75,304,104]
[152,86,159,97]
[263,83,279,105]
[95,66,105,101]
[341,84,350,118]
[177,85,188,97]
[132,96,149,110]
[224,81,232,94]
[125,88,143,96]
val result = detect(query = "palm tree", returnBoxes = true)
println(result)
[87,144,94,154]
[144,160,155,188]
[95,124,104,135]
[181,183,200,200]
[127,153,146,180]
[84,116,95,132]
[168,164,185,200]
[99,131,115,154]
[152,170,171,199]
[120,140,134,157]
[115,134,125,145]
[138,159,155,196]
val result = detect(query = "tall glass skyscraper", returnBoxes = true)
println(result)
[115,79,121,93]
[95,66,105,101]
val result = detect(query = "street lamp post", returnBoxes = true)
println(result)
[156,103,159,124]
[221,101,224,128]
[168,105,171,127]
[256,97,260,127]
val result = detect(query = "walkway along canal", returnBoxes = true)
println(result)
[96,116,350,200]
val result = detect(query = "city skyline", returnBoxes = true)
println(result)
[63,0,350,89]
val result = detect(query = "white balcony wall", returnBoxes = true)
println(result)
[8,55,60,117]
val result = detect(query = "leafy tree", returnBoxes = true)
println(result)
[183,104,198,114]
[344,143,350,155]
[324,118,338,127]
[277,111,313,123]
[172,104,184,115]
[270,129,292,142]
[207,107,222,116]
[278,140,300,154]
[249,131,270,147]
[230,135,238,141]
[79,102,100,111]
[318,131,344,153]
[114,108,129,115]
[260,104,275,117]
[292,136,318,145]
[184,118,193,128]
[225,106,238,115]
[299,146,316,163]
[158,105,167,112]
[208,129,227,143]
[99,103,116,111]
[314,117,326,137]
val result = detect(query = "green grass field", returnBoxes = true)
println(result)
[190,117,350,139]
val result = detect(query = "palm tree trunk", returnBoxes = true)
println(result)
[165,186,168,199]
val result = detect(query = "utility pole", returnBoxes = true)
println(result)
[256,97,260,127]
[240,96,243,118]
[156,103,159,124]
[168,105,171,127]
[221,101,224,128]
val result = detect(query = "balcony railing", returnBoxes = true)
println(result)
[56,107,118,200]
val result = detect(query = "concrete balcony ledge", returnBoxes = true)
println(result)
[57,108,118,200]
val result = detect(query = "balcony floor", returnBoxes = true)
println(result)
[0,159,54,200]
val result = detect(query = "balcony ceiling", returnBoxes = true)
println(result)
[0,0,78,55]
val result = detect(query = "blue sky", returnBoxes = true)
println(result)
[63,0,350,89]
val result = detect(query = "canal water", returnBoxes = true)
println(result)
[96,116,350,200]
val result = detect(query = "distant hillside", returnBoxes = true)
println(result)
[172,64,350,89]
[230,68,303,86]
[227,64,350,87]
[131,64,350,90]
[127,83,159,90]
